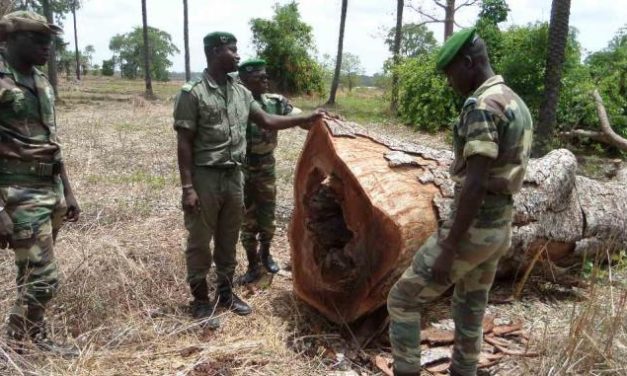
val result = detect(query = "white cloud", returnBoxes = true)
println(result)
[70,0,626,77]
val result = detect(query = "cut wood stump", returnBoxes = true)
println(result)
[289,117,627,324]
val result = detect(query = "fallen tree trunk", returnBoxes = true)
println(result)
[289,117,627,324]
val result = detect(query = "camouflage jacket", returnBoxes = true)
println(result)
[0,52,61,162]
[246,93,293,156]
[450,75,533,195]
[173,70,261,167]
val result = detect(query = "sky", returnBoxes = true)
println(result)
[67,0,627,76]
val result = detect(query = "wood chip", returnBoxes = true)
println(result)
[372,354,394,376]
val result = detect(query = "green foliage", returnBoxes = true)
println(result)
[101,59,115,76]
[250,2,323,95]
[478,0,509,24]
[339,53,364,92]
[385,23,437,57]
[109,26,179,81]
[12,0,80,26]
[395,53,458,132]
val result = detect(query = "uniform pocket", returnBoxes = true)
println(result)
[198,103,228,143]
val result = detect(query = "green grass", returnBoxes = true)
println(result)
[292,87,395,124]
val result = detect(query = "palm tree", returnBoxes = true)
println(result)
[141,0,154,98]
[72,0,80,80]
[390,0,403,112]
[41,0,58,95]
[183,0,190,81]
[326,0,348,106]
[535,0,571,156]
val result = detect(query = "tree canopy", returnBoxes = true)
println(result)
[385,23,437,57]
[109,26,179,81]
[250,1,323,95]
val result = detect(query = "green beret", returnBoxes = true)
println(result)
[203,31,237,48]
[436,27,477,71]
[238,58,267,74]
[0,11,62,42]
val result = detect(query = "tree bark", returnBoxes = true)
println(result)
[326,0,348,106]
[72,2,80,80]
[390,0,403,113]
[290,117,627,324]
[444,0,455,40]
[41,0,58,96]
[183,0,190,82]
[534,0,571,156]
[141,0,154,99]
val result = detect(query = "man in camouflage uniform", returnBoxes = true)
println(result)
[0,11,80,354]
[236,59,302,284]
[173,32,322,328]
[387,28,533,376]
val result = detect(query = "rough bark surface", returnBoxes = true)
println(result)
[326,0,348,106]
[141,0,154,99]
[289,118,627,323]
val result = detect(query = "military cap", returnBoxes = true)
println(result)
[238,58,267,74]
[0,11,62,42]
[436,27,477,71]
[203,31,237,48]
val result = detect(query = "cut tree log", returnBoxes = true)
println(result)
[289,117,627,324]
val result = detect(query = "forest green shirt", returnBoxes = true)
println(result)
[0,52,61,162]
[173,70,261,167]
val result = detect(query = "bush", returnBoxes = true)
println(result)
[395,53,458,132]
[101,59,115,76]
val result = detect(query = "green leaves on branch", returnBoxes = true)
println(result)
[109,26,179,82]
[250,2,323,95]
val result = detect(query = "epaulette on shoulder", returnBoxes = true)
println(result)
[181,78,202,93]
[462,96,477,110]
[265,93,284,101]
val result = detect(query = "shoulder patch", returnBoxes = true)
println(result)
[181,78,201,93]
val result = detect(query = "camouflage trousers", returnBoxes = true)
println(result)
[0,179,66,320]
[240,154,276,251]
[387,199,513,375]
[185,166,243,290]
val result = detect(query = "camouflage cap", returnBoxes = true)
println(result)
[238,58,267,74]
[203,31,237,48]
[0,10,62,42]
[436,27,477,71]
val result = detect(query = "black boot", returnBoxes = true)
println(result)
[5,312,28,353]
[26,305,78,357]
[393,368,420,376]
[215,285,252,316]
[259,243,279,274]
[241,245,262,284]
[189,280,220,329]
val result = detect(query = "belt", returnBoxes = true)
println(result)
[0,159,62,177]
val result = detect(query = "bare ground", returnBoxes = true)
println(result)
[0,78,625,375]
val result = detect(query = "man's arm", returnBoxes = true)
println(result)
[249,106,323,131]
[431,155,492,284]
[173,89,201,213]
[60,163,80,222]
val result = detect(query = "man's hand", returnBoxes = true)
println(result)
[431,239,456,285]
[182,188,200,213]
[64,193,81,222]
[300,108,327,130]
[0,211,14,249]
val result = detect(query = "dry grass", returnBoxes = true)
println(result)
[0,76,625,375]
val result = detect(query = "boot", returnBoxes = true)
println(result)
[26,305,78,357]
[5,313,28,353]
[393,368,420,376]
[215,285,252,316]
[259,243,279,274]
[189,280,220,329]
[241,245,262,284]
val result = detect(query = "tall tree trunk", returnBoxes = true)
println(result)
[141,0,154,98]
[72,2,80,80]
[326,0,348,106]
[534,0,571,156]
[41,0,58,96]
[183,0,190,82]
[444,0,455,40]
[390,0,403,113]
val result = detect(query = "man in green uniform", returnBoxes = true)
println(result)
[173,32,322,328]
[236,59,301,284]
[387,28,533,376]
[0,11,80,353]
